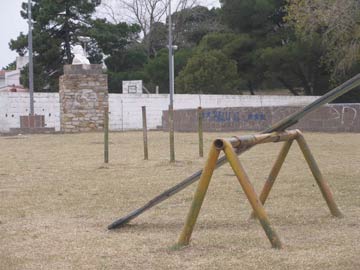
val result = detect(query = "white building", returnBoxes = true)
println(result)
[0,56,28,93]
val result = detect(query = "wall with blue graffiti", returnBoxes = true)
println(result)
[162,105,360,133]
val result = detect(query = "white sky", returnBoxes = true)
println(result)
[0,0,220,69]
[0,0,28,69]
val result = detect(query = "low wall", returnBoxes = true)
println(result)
[108,94,318,131]
[0,92,61,132]
[162,104,360,132]
[0,93,319,132]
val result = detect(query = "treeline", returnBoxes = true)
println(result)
[8,0,360,101]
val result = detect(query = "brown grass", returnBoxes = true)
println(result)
[0,131,359,270]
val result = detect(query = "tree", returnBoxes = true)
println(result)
[143,21,168,56]
[9,0,101,91]
[220,0,286,35]
[2,61,16,71]
[258,38,330,96]
[88,19,143,71]
[87,18,150,92]
[213,1,289,94]
[197,33,257,93]
[176,50,241,94]
[102,0,199,56]
[144,48,193,92]
[172,6,225,47]
[286,0,360,81]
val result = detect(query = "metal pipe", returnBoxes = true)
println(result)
[222,140,282,249]
[177,144,221,247]
[168,0,175,163]
[168,0,174,108]
[295,132,343,217]
[28,0,34,116]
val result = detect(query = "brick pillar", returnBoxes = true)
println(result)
[59,64,108,132]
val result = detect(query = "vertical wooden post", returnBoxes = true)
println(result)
[142,106,149,160]
[198,107,204,158]
[169,104,175,162]
[296,133,343,217]
[104,106,109,163]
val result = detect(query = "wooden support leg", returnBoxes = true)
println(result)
[222,140,282,249]
[250,140,293,218]
[177,144,221,247]
[296,133,343,218]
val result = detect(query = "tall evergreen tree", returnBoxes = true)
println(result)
[9,0,101,91]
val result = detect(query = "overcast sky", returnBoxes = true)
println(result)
[0,0,27,69]
[0,0,220,69]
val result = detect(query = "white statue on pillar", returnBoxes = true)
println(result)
[72,45,90,65]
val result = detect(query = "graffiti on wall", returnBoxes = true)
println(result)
[202,111,266,123]
[166,105,360,132]
[328,106,358,126]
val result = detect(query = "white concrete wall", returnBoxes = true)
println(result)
[0,92,319,132]
[108,94,319,131]
[0,92,60,132]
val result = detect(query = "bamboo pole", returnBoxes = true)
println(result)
[177,144,220,247]
[296,133,343,217]
[250,140,293,218]
[222,140,282,249]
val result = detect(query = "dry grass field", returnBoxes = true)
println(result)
[0,131,359,270]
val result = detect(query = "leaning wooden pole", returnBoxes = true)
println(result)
[108,74,360,230]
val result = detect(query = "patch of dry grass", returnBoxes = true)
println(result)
[0,131,359,270]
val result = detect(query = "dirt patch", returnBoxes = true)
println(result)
[0,131,359,269]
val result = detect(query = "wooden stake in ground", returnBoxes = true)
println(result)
[104,106,109,163]
[198,107,203,158]
[142,106,148,160]
[169,104,175,162]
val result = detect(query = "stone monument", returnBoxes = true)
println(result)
[59,63,108,133]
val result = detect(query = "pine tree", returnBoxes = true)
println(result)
[9,0,101,91]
